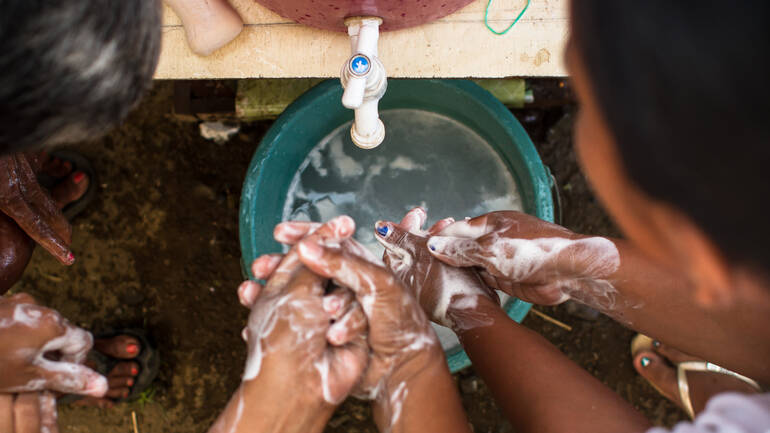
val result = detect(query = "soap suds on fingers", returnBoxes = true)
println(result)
[429,233,628,313]
[375,215,496,335]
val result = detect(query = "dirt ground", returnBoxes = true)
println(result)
[11,80,685,432]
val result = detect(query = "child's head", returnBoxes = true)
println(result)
[0,0,162,154]
[568,1,770,305]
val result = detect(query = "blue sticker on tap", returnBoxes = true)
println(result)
[350,55,371,76]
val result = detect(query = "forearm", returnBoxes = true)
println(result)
[374,350,471,433]
[579,238,768,379]
[209,381,334,433]
[457,299,650,433]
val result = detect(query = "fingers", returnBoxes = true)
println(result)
[435,214,493,238]
[34,359,107,397]
[275,217,354,245]
[374,221,428,274]
[0,394,12,433]
[237,280,262,308]
[297,237,403,316]
[0,393,57,433]
[427,217,455,236]
[38,392,58,433]
[479,269,500,290]
[322,287,355,320]
[273,222,321,244]
[426,235,490,269]
[398,207,426,233]
[326,302,367,346]
[373,221,416,254]
[41,324,93,365]
[264,216,356,294]
[479,269,519,294]
[12,393,40,433]
[0,154,73,265]
[282,266,327,298]
[311,215,356,241]
[250,254,283,280]
[322,339,369,404]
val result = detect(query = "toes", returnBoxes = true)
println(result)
[109,361,140,378]
[72,397,114,409]
[94,335,141,359]
[107,376,135,390]
[653,341,700,364]
[105,387,130,400]
[634,351,681,406]
[42,157,73,178]
[50,171,89,209]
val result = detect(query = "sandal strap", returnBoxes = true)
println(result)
[677,361,762,419]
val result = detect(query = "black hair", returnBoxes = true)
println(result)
[0,0,162,154]
[572,1,770,273]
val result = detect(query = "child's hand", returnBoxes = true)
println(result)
[243,215,467,433]
[0,293,107,396]
[238,217,369,404]
[291,218,448,430]
[210,217,370,433]
[374,207,499,332]
[427,211,622,308]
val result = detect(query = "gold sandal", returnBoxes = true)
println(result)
[631,334,762,419]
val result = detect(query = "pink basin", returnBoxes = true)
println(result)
[255,0,474,32]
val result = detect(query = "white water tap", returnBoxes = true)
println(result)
[340,17,387,149]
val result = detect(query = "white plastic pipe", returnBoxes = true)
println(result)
[351,100,385,149]
[341,17,386,149]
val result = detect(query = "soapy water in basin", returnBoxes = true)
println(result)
[284,109,523,350]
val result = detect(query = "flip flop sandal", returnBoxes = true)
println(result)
[60,328,160,404]
[631,333,762,419]
[37,150,97,221]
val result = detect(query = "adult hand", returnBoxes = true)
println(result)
[0,293,107,396]
[0,154,73,265]
[290,217,446,430]
[209,217,369,433]
[0,391,59,433]
[426,211,622,309]
[244,216,469,433]
[373,207,499,331]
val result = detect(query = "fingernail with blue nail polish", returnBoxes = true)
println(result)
[376,225,389,237]
[429,244,436,251]
[640,356,651,367]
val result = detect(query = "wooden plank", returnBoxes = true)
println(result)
[156,0,568,79]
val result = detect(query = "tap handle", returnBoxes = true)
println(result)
[341,54,371,109]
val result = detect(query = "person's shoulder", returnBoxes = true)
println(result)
[646,392,770,433]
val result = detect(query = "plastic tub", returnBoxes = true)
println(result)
[240,79,554,372]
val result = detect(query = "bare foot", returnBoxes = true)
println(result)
[633,341,759,417]
[73,336,141,408]
[165,0,244,56]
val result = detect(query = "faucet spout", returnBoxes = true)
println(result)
[341,17,387,149]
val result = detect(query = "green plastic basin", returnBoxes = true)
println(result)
[240,79,554,372]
